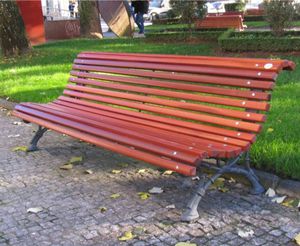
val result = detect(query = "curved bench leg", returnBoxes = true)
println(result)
[181,154,243,222]
[27,126,48,152]
[244,151,265,195]
[181,172,224,222]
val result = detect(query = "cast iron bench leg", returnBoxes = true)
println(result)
[27,126,48,152]
[181,152,265,222]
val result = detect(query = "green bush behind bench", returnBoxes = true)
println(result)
[146,30,224,41]
[219,29,300,51]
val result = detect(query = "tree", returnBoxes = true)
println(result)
[170,0,207,34]
[264,0,295,37]
[79,1,103,38]
[0,1,30,57]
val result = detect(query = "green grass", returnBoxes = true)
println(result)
[0,38,299,180]
[245,20,300,28]
[0,38,213,102]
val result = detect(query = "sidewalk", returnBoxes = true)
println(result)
[0,109,299,246]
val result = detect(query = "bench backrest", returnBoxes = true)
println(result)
[207,11,244,19]
[195,15,244,30]
[61,52,294,152]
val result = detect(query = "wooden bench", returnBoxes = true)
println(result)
[195,15,244,31]
[12,52,295,221]
[207,11,244,20]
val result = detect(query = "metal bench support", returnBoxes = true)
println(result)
[27,126,48,152]
[181,152,265,222]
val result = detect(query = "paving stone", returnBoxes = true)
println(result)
[0,110,299,245]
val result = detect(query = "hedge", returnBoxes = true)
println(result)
[146,30,224,42]
[218,29,300,51]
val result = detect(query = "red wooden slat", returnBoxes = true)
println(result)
[12,110,197,176]
[26,102,242,158]
[15,105,204,164]
[58,96,255,144]
[21,103,210,159]
[70,71,271,101]
[81,52,295,71]
[68,78,268,121]
[72,65,275,90]
[43,102,243,157]
[63,89,262,132]
[74,58,277,81]
[78,53,281,72]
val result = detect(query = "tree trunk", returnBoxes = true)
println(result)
[0,1,30,57]
[79,1,103,38]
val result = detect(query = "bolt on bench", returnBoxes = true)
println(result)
[12,52,295,222]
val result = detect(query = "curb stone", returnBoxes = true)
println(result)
[1,98,299,198]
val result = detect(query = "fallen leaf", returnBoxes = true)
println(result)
[118,231,135,241]
[111,169,122,174]
[295,232,300,245]
[12,146,28,152]
[237,229,254,238]
[219,187,229,193]
[282,199,294,208]
[211,178,226,191]
[175,242,197,246]
[117,163,128,168]
[267,127,274,133]
[99,207,107,213]
[138,192,150,200]
[265,188,276,197]
[69,156,83,164]
[137,169,147,174]
[59,163,73,170]
[272,196,286,204]
[229,177,236,183]
[162,170,173,175]
[148,187,164,194]
[110,193,121,199]
[27,207,43,213]
[133,226,146,235]
[84,169,93,174]
[166,204,176,209]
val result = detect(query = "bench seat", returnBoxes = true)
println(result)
[12,52,295,221]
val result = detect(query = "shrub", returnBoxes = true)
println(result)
[218,29,300,51]
[146,30,224,42]
[169,0,207,33]
[264,0,296,37]
[225,0,246,12]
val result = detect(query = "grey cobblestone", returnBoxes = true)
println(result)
[0,109,300,245]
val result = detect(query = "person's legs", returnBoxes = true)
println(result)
[136,12,144,34]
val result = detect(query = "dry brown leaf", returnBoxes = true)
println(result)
[111,169,122,174]
[59,163,73,170]
[295,233,300,245]
[99,207,107,213]
[118,231,135,241]
[69,156,83,164]
[110,193,121,199]
[162,170,173,175]
[84,169,93,174]
[138,192,150,200]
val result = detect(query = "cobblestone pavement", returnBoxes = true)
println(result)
[0,109,299,246]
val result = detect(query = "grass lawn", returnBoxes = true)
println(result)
[245,20,300,28]
[0,38,299,180]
